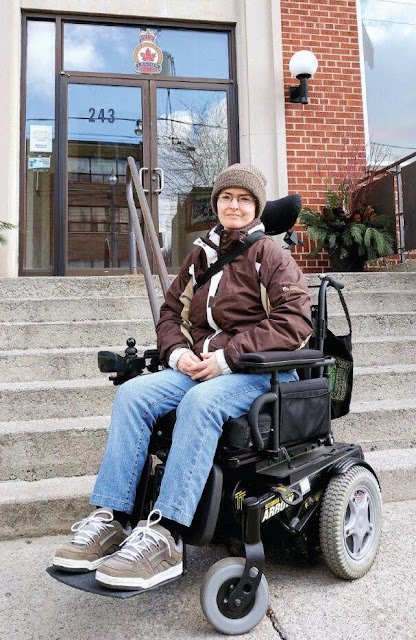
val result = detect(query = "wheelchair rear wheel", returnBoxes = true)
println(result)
[200,557,269,635]
[319,465,382,579]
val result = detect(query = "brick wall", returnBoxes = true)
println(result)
[280,0,366,272]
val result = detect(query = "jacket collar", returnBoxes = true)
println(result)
[192,218,264,266]
[203,217,264,251]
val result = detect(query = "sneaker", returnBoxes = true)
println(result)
[95,510,183,590]
[53,508,128,572]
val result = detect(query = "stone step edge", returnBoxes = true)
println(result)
[2,310,415,328]
[0,415,110,435]
[365,448,416,502]
[0,344,154,357]
[353,335,416,344]
[2,369,416,394]
[0,319,148,328]
[0,377,111,392]
[1,396,416,436]
[354,363,416,374]
[4,289,416,303]
[1,447,414,507]
[2,335,415,358]
[1,295,156,303]
[0,474,95,504]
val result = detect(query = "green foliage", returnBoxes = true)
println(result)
[0,221,15,246]
[299,195,395,266]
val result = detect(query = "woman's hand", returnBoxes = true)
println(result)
[177,351,202,376]
[190,353,223,382]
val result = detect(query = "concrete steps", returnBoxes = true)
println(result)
[0,416,109,481]
[0,275,164,299]
[1,271,415,298]
[0,344,154,383]
[0,272,415,539]
[326,290,416,313]
[1,364,415,424]
[0,319,156,350]
[333,397,416,451]
[352,336,416,367]
[0,378,117,422]
[1,311,413,352]
[1,291,414,324]
[1,397,415,484]
[1,448,415,540]
[0,297,158,323]
[2,337,415,384]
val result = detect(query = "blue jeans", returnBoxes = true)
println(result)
[90,368,297,527]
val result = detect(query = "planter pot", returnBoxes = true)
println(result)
[329,250,366,272]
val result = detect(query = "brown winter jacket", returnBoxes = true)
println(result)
[156,218,312,372]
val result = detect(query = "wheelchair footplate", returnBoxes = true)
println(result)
[46,565,184,599]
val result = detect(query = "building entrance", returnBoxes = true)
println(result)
[21,16,236,276]
[63,77,230,274]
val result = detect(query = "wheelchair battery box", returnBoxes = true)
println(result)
[224,378,330,451]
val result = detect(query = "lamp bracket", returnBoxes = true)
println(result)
[289,75,310,104]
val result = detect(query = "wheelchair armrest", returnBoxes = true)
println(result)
[238,349,333,373]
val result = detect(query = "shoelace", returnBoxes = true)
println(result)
[117,509,171,562]
[70,509,114,546]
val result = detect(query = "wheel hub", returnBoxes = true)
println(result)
[217,578,255,619]
[344,487,376,560]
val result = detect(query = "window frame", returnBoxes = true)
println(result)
[20,11,238,275]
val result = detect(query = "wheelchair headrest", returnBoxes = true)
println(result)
[261,194,301,236]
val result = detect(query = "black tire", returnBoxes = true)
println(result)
[200,557,269,635]
[320,465,382,579]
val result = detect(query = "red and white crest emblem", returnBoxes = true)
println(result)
[133,31,163,75]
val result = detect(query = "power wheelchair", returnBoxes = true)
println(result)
[47,194,382,636]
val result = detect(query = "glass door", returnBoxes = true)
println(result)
[153,85,231,268]
[64,79,149,274]
[61,78,234,275]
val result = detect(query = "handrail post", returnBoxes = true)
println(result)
[129,210,137,275]
[125,161,162,327]
[395,163,406,263]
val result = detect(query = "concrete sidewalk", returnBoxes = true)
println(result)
[0,501,414,640]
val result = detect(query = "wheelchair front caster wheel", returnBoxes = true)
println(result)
[200,557,269,635]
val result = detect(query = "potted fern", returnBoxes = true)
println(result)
[300,180,395,271]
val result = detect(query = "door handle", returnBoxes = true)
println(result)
[153,167,165,194]
[139,167,149,194]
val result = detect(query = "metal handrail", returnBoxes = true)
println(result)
[371,149,416,178]
[126,157,170,326]
[356,151,416,262]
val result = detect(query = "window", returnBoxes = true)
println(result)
[24,20,56,269]
[64,23,230,78]
[361,0,416,160]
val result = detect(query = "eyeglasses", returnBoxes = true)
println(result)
[217,194,255,207]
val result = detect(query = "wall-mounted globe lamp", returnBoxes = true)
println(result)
[289,50,318,104]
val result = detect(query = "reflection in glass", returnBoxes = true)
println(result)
[67,84,143,269]
[25,20,55,269]
[64,23,229,79]
[156,88,229,267]
[361,0,416,160]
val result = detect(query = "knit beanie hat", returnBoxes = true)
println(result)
[211,163,267,216]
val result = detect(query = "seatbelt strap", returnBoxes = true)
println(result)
[193,230,265,293]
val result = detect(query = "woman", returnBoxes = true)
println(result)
[53,163,312,590]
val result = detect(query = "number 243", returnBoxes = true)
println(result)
[88,108,115,123]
